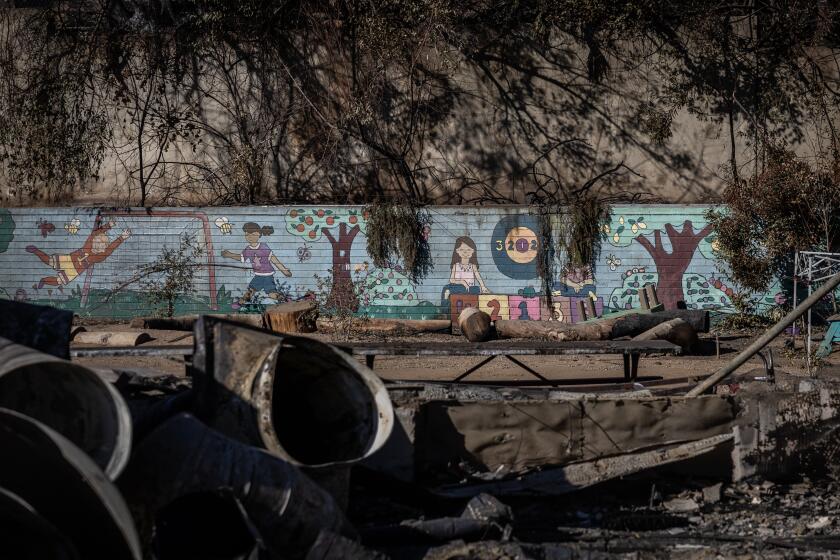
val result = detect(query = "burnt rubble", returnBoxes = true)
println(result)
[0,303,839,558]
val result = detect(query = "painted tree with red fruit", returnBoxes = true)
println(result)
[604,214,715,309]
[286,208,368,309]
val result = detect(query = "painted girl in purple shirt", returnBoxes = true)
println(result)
[221,222,291,304]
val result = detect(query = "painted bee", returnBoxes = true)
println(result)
[297,243,311,262]
[64,218,81,235]
[214,217,233,235]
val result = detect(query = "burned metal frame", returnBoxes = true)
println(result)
[341,340,682,384]
[793,251,840,370]
[69,340,682,386]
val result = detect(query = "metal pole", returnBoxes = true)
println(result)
[687,270,840,397]
[793,275,798,348]
[807,260,813,373]
[793,251,799,349]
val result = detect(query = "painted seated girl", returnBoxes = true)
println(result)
[441,236,489,302]
[221,222,291,306]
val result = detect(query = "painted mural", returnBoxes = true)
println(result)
[220,222,291,307]
[600,210,742,313]
[0,205,785,320]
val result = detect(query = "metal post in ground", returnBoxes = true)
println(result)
[808,264,813,374]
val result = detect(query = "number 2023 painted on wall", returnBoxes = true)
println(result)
[491,215,541,280]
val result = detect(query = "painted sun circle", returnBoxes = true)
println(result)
[491,214,541,280]
[504,227,538,264]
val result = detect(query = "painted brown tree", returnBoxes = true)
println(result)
[605,216,714,309]
[635,221,713,309]
[286,208,367,309]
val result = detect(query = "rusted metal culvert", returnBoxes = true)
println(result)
[0,337,132,478]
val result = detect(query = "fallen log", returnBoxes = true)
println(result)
[646,284,661,307]
[584,308,708,331]
[264,301,318,333]
[458,308,493,342]
[632,317,698,352]
[495,310,708,341]
[315,317,450,335]
[129,313,264,331]
[73,331,153,347]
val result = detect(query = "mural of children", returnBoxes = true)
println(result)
[26,218,131,290]
[442,236,489,301]
[221,222,291,305]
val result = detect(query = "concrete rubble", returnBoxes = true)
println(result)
[0,301,839,558]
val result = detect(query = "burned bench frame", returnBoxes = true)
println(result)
[340,340,682,385]
[69,340,682,385]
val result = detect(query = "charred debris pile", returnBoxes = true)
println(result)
[0,298,839,559]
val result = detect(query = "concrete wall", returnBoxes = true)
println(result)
[0,205,784,320]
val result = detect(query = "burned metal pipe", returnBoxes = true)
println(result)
[118,413,354,559]
[0,408,141,559]
[0,487,80,560]
[151,490,263,560]
[687,270,840,396]
[190,318,394,468]
[0,337,132,478]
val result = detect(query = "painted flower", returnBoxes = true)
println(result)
[626,216,646,234]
